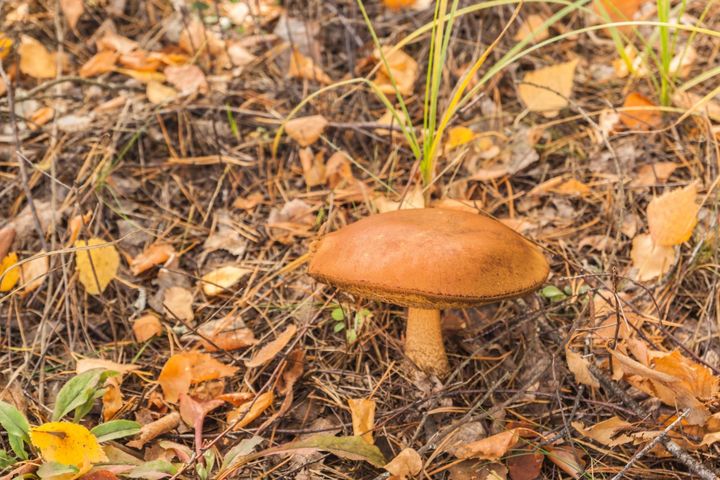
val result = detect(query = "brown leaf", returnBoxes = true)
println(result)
[118,51,162,72]
[285,115,328,147]
[630,234,676,281]
[146,81,178,105]
[133,313,163,342]
[246,324,297,368]
[60,0,84,30]
[197,314,257,352]
[546,446,585,479]
[18,36,56,79]
[373,46,419,97]
[228,391,274,430]
[518,59,579,118]
[130,242,176,275]
[326,151,354,189]
[299,147,326,187]
[165,64,208,95]
[158,351,238,403]
[620,92,662,130]
[0,226,15,261]
[28,106,55,130]
[507,452,543,480]
[20,253,49,294]
[233,192,264,210]
[288,48,331,84]
[631,162,679,187]
[647,183,699,246]
[454,429,521,460]
[565,345,600,388]
[572,416,634,447]
[163,286,194,322]
[384,448,422,480]
[127,411,180,449]
[348,398,376,445]
[96,32,138,54]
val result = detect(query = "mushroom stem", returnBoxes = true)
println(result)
[405,308,449,376]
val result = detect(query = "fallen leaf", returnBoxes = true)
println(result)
[299,147,326,187]
[118,51,161,72]
[630,234,676,281]
[245,324,297,368]
[647,183,699,246]
[28,106,55,130]
[30,422,107,476]
[259,434,386,468]
[507,451,543,480]
[620,92,662,130]
[514,14,549,42]
[0,34,13,60]
[78,470,120,480]
[163,286,194,322]
[0,252,21,292]
[146,81,177,104]
[454,429,522,460]
[228,391,274,429]
[96,32,138,54]
[285,115,328,147]
[19,253,48,294]
[74,238,119,295]
[325,151,354,189]
[133,313,163,342]
[383,0,416,9]
[18,35,56,79]
[130,242,176,276]
[127,412,180,449]
[0,226,15,260]
[197,314,257,352]
[115,67,165,83]
[201,265,251,297]
[374,186,424,213]
[202,211,247,258]
[66,212,91,245]
[179,394,224,456]
[593,0,644,34]
[60,0,83,30]
[102,376,123,422]
[348,398,375,445]
[669,44,697,78]
[518,59,579,117]
[233,192,264,210]
[546,446,585,479]
[158,352,238,403]
[653,350,719,401]
[76,358,138,375]
[384,448,422,480]
[673,91,720,122]
[228,42,256,67]
[631,162,679,187]
[288,48,331,84]
[565,346,600,388]
[444,126,476,154]
[572,416,633,446]
[165,64,208,95]
[373,46,419,97]
[267,199,315,244]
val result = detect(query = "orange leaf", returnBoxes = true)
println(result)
[158,352,238,403]
[289,48,331,84]
[227,391,274,430]
[79,51,118,78]
[133,313,163,342]
[349,398,376,445]
[60,0,84,30]
[630,234,675,281]
[197,314,257,352]
[454,429,522,460]
[130,242,176,275]
[285,115,328,147]
[620,92,662,130]
[647,183,699,246]
[18,36,56,79]
[245,324,297,368]
[373,47,419,97]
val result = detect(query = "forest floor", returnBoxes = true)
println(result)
[1,0,720,479]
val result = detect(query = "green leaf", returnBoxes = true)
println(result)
[126,460,178,479]
[333,322,345,333]
[345,329,357,344]
[37,461,78,479]
[52,369,117,421]
[91,420,141,443]
[0,400,30,459]
[0,449,14,468]
[220,435,263,472]
[331,307,344,321]
[264,434,386,468]
[540,285,567,302]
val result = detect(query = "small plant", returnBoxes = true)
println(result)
[331,305,372,344]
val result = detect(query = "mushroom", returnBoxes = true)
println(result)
[308,208,549,376]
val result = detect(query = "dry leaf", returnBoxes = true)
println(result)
[60,0,84,30]
[620,92,662,130]
[669,44,697,78]
[201,265,251,296]
[118,51,161,71]
[630,234,675,281]
[246,324,297,368]
[546,446,585,479]
[514,14,549,42]
[158,351,238,403]
[374,108,411,138]
[163,286,194,322]
[197,314,257,352]
[76,358,138,375]
[326,151,354,189]
[228,42,256,67]
[299,147,326,187]
[593,0,644,34]
[127,412,180,449]
[165,64,208,95]
[115,67,165,83]
[384,448,422,480]
[179,394,224,455]
[383,0,416,9]
[267,199,315,244]
[20,253,49,293]
[67,212,91,245]
[631,162,678,187]
[228,391,274,430]
[348,398,376,445]
[454,429,522,460]
[565,346,600,388]
[233,192,264,210]
[19,35,56,79]
[28,106,55,130]
[31,422,107,476]
[133,313,163,342]
[373,46,419,97]
[653,350,719,401]
[102,375,123,422]
[518,59,579,117]
[0,34,12,60]
[374,186,424,213]
[0,226,14,260]
[572,417,634,446]
[96,32,138,54]
[285,115,328,147]
[647,183,699,246]
[673,91,720,122]
[289,48,332,84]
[507,452,543,480]
[202,212,247,258]
[75,238,120,295]
[130,242,176,275]
[146,81,177,104]
[0,252,20,292]
[444,126,476,153]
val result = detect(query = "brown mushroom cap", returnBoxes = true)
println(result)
[308,208,549,309]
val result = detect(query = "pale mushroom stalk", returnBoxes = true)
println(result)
[405,308,449,376]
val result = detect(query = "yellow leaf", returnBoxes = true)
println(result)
[146,81,178,105]
[348,398,376,445]
[518,59,579,118]
[373,46,419,97]
[0,34,13,60]
[630,233,675,281]
[30,422,107,477]
[285,115,328,147]
[228,391,274,430]
[201,265,251,296]
[74,238,120,295]
[647,183,699,246]
[19,35,57,79]
[0,252,21,292]
[444,126,476,153]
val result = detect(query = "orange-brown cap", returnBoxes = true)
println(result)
[308,208,549,308]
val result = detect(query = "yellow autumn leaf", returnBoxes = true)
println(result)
[30,422,107,477]
[518,58,579,117]
[75,238,120,295]
[630,233,676,282]
[0,252,21,292]
[0,34,13,60]
[146,81,178,105]
[18,35,57,79]
[647,183,699,246]
[201,265,251,296]
[444,126,476,153]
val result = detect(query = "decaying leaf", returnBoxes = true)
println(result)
[631,162,679,187]
[96,31,138,54]
[348,398,375,445]
[647,183,699,246]
[572,416,634,446]
[288,48,331,84]
[620,92,662,130]
[127,412,180,449]
[518,59,579,117]
[454,429,523,460]
[158,351,238,403]
[20,253,49,294]
[245,324,297,368]
[299,147,326,187]
[228,391,274,430]
[74,238,120,295]
[507,451,543,480]
[201,265,251,296]
[179,394,224,455]
[130,242,176,276]
[133,313,163,342]
[373,46,419,97]
[257,434,386,468]
[102,376,123,422]
[197,314,257,352]
[18,35,57,79]
[31,422,107,476]
[165,64,208,96]
[285,115,328,147]
[630,234,676,282]
[79,51,118,78]
[565,345,600,388]
[384,448,422,480]
[546,446,585,479]
[163,286,194,322]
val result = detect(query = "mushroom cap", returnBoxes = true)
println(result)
[308,208,549,309]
